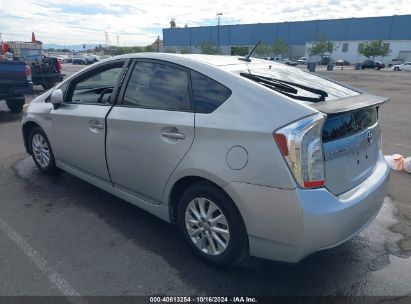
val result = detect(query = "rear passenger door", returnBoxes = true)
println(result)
[106,60,194,204]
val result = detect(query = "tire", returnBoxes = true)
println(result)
[394,67,400,71]
[42,80,55,90]
[177,182,248,267]
[6,97,25,113]
[29,127,58,174]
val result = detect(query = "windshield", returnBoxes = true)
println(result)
[232,63,360,101]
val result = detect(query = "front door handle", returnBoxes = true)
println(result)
[89,120,104,130]
[161,131,185,140]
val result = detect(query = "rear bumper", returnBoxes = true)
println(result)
[224,151,390,263]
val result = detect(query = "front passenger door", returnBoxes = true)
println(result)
[51,60,127,182]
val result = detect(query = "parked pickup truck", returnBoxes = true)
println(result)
[2,41,64,90]
[0,61,33,112]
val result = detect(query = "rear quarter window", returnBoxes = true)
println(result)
[190,70,231,114]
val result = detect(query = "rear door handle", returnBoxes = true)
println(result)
[161,131,185,140]
[89,120,104,130]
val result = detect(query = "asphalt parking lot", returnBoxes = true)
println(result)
[0,64,410,298]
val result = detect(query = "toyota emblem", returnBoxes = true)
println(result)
[366,130,374,145]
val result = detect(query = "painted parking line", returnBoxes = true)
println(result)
[0,216,86,303]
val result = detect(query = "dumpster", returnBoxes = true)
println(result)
[307,62,317,72]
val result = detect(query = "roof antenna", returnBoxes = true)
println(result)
[238,40,262,62]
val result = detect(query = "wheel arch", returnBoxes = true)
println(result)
[168,175,237,225]
[22,121,41,154]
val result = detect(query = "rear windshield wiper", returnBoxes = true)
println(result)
[240,73,328,103]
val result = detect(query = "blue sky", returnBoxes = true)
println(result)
[0,0,410,46]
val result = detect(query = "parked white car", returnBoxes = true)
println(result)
[392,62,411,71]
[297,56,308,64]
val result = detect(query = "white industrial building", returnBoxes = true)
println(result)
[305,40,411,64]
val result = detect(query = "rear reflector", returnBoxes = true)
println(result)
[303,180,325,188]
[274,133,289,156]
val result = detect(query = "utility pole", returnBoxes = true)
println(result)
[104,31,109,45]
[216,13,222,52]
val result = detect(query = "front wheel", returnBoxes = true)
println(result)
[6,97,25,113]
[394,67,400,71]
[177,182,248,267]
[29,127,58,174]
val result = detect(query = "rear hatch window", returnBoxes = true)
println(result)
[236,65,360,102]
[323,107,378,142]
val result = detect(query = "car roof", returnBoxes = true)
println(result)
[110,53,271,67]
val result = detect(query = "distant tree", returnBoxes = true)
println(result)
[94,44,103,52]
[131,46,144,53]
[179,47,190,54]
[199,43,220,55]
[165,47,176,53]
[358,40,391,59]
[309,34,333,59]
[114,47,126,55]
[272,38,289,56]
[254,42,271,57]
[144,45,154,52]
[231,46,249,56]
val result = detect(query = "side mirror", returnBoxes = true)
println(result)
[51,89,63,109]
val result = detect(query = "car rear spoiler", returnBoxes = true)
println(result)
[311,93,390,114]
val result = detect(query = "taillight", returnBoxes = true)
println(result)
[25,65,32,82]
[57,60,62,73]
[274,113,326,189]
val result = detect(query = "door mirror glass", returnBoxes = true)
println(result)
[51,89,64,107]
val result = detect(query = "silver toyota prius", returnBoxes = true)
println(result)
[22,53,390,267]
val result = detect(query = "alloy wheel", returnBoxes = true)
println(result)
[185,197,230,256]
[32,133,50,168]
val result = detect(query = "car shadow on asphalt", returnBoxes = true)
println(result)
[10,157,396,296]
[0,102,22,124]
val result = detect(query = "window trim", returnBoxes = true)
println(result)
[116,58,194,113]
[64,59,130,106]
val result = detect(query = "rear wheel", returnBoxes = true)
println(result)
[6,97,25,113]
[177,182,248,267]
[29,127,58,174]
[394,67,400,71]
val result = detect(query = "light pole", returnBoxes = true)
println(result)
[216,13,222,52]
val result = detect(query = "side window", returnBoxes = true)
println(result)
[123,61,191,111]
[67,64,123,104]
[190,70,232,114]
